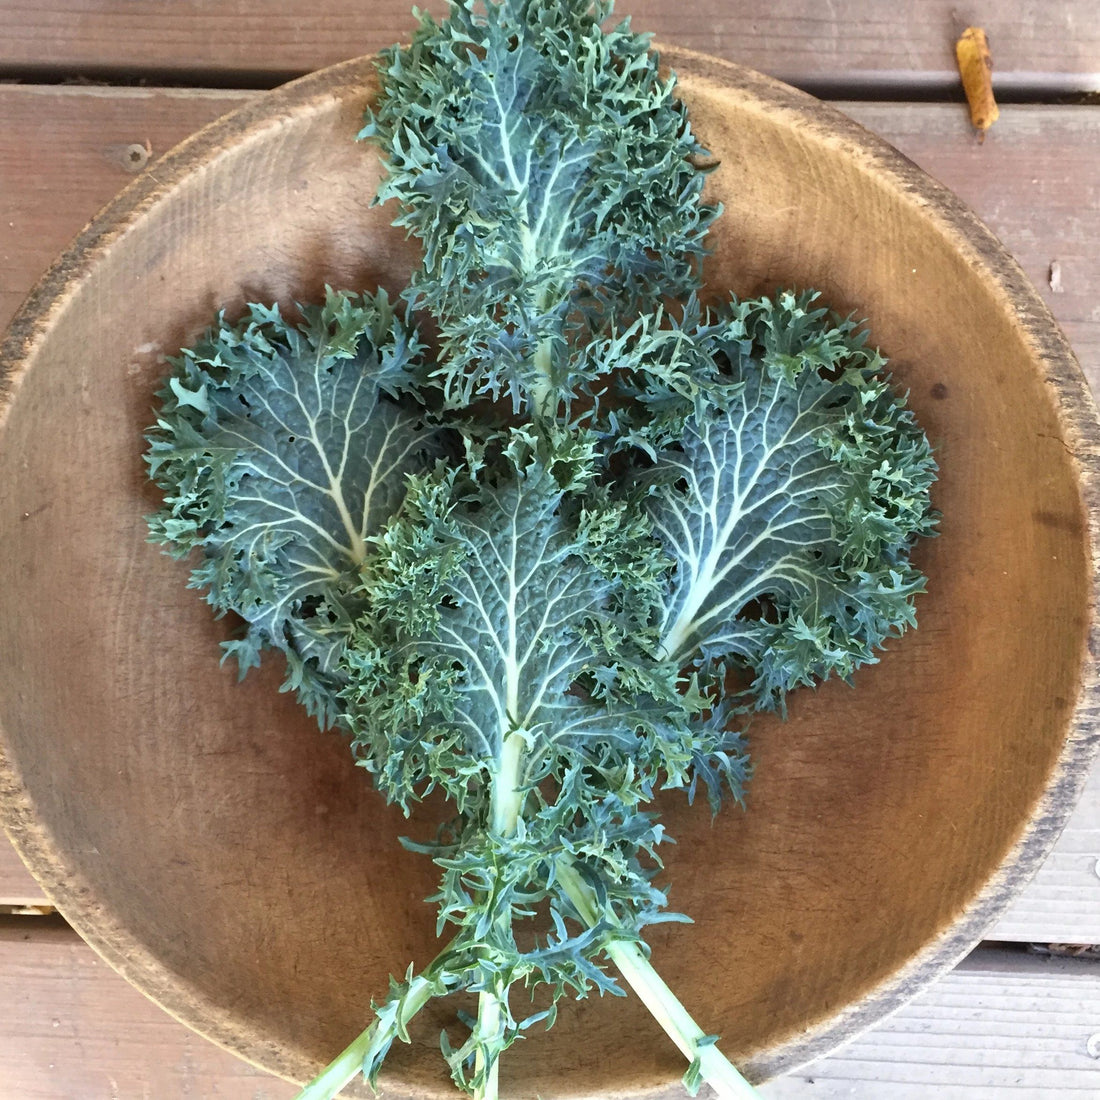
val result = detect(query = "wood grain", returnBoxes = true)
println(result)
[2,90,1098,390]
[840,101,1100,398]
[0,834,40,906]
[760,947,1100,1097]
[1,1,1099,91]
[3,923,1098,1098]
[0,916,298,1099]
[0,86,253,331]
[4,89,1100,944]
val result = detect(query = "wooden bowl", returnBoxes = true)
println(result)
[2,50,1099,1098]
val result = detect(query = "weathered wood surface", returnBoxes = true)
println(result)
[0,835,40,906]
[3,924,1099,1098]
[989,752,1100,944]
[3,89,1099,393]
[1,83,1099,1098]
[840,100,1100,402]
[0,86,253,331]
[2,0,1100,91]
[0,916,298,1098]
[761,947,1100,1097]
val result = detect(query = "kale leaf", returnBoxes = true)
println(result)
[146,3,937,1097]
[146,288,437,724]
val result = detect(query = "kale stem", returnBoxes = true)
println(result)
[472,729,527,1098]
[292,952,448,1100]
[472,984,502,1100]
[554,859,763,1100]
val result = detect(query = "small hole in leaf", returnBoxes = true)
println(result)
[817,361,846,383]
[737,595,779,624]
[299,595,323,617]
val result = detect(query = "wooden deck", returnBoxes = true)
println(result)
[2,2,1099,1096]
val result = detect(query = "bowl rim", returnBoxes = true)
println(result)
[2,45,1100,1093]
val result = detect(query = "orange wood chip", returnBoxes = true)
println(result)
[956,26,1000,138]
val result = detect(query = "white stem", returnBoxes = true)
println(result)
[472,730,528,1099]
[293,973,436,1100]
[555,859,762,1100]
[472,990,502,1100]
[491,731,527,833]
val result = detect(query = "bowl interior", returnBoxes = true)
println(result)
[0,54,1094,1097]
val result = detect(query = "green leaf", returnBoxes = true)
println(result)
[145,288,438,723]
[644,293,938,709]
[348,426,701,810]
[362,0,717,414]
[340,428,740,1043]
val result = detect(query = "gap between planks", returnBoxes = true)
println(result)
[1,0,1100,95]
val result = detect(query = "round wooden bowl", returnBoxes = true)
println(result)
[2,50,1099,1098]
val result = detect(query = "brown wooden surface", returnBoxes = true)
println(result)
[0,916,297,1099]
[0,86,253,331]
[2,88,1098,395]
[2,53,1098,1099]
[3,0,1100,90]
[2,81,1100,1095]
[3,6,1100,1095]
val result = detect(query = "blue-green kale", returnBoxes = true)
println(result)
[145,3,937,1098]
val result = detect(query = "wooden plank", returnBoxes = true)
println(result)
[0,1,1099,91]
[0,916,297,1098]
[0,85,253,331]
[990,760,1100,944]
[759,947,1100,1097]
[0,832,43,906]
[3,922,1099,1097]
[839,101,1100,399]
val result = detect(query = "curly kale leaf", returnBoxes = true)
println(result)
[346,423,735,820]
[145,288,438,724]
[144,5,939,1094]
[640,293,939,710]
[338,427,747,1067]
[362,0,717,414]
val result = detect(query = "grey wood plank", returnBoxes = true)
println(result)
[0,1,1098,92]
[989,761,1100,944]
[759,947,1100,1097]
